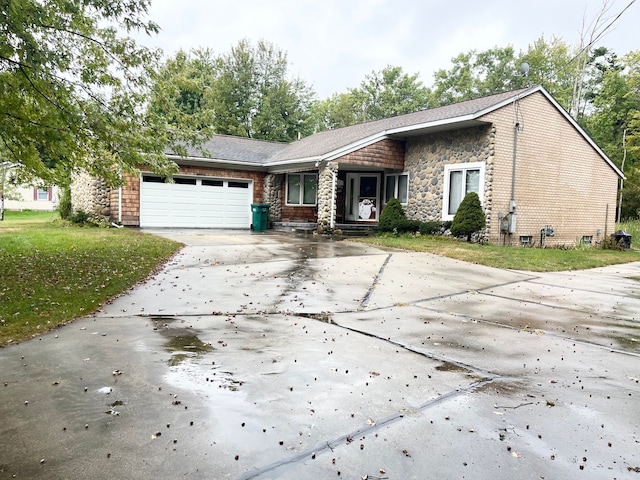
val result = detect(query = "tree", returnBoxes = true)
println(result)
[350,65,430,121]
[427,38,578,110]
[309,92,360,131]
[450,192,486,242]
[148,49,216,137]
[205,39,315,142]
[0,0,183,187]
[378,197,406,232]
[518,36,578,111]
[428,47,521,106]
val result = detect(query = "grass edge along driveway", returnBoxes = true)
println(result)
[0,212,182,345]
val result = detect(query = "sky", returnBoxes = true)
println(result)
[135,0,638,99]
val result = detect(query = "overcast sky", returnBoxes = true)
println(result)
[137,0,638,98]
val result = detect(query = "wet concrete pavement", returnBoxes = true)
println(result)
[1,230,639,479]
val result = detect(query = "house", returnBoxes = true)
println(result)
[2,184,59,211]
[73,85,623,246]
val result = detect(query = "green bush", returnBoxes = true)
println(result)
[450,192,486,242]
[58,186,72,220]
[69,210,91,224]
[379,198,406,232]
[419,221,447,235]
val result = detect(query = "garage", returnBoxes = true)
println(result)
[139,175,252,228]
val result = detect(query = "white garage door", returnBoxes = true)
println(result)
[140,175,252,228]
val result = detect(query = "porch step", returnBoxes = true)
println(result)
[271,222,377,237]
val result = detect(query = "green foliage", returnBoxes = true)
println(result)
[427,37,577,110]
[358,234,640,272]
[0,213,181,345]
[450,192,486,242]
[0,0,181,187]
[310,93,360,132]
[429,46,523,106]
[378,198,450,235]
[147,49,216,154]
[57,186,72,220]
[205,39,315,142]
[378,198,406,232]
[350,65,430,122]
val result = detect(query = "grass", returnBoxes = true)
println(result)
[0,210,182,345]
[357,230,640,272]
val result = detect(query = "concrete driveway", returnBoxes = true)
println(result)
[1,230,639,479]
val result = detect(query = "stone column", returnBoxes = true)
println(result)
[70,170,110,220]
[316,162,339,233]
[263,173,282,222]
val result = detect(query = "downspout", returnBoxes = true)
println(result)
[118,186,122,224]
[330,168,337,230]
[117,168,123,224]
[510,121,519,220]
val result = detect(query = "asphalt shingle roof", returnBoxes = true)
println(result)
[173,135,289,164]
[267,88,531,163]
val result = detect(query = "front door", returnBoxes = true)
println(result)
[345,173,380,222]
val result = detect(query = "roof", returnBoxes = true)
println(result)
[167,134,288,165]
[168,86,623,178]
[267,87,531,163]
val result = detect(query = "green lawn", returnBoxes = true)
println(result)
[0,210,182,345]
[357,232,640,272]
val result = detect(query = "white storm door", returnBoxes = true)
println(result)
[345,173,380,222]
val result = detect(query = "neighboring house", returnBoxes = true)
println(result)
[3,185,58,211]
[74,85,623,246]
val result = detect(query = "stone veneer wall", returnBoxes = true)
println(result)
[404,125,495,229]
[263,173,282,221]
[316,162,339,233]
[70,170,110,219]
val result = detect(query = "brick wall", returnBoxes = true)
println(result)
[110,173,139,226]
[111,166,266,227]
[479,91,619,246]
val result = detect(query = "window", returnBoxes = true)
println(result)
[142,175,164,183]
[519,236,533,246]
[36,188,50,201]
[202,179,223,187]
[286,173,317,205]
[173,177,197,185]
[228,181,249,189]
[442,162,485,220]
[581,236,593,245]
[385,174,409,204]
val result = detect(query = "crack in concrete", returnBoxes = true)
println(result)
[360,253,393,309]
[239,377,494,480]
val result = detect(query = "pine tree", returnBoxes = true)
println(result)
[450,192,486,242]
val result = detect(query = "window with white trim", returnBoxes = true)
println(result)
[286,173,317,206]
[442,162,485,220]
[36,188,50,201]
[385,173,409,205]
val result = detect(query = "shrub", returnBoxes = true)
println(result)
[58,186,72,220]
[379,198,406,232]
[69,210,91,224]
[395,218,422,234]
[419,221,443,235]
[450,192,486,242]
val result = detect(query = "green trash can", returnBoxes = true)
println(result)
[251,203,270,231]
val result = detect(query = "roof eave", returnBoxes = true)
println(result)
[504,86,623,179]
[166,154,268,172]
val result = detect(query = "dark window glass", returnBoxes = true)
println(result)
[228,181,249,189]
[202,179,224,187]
[142,175,164,183]
[174,177,197,185]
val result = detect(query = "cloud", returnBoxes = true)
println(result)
[137,0,637,98]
